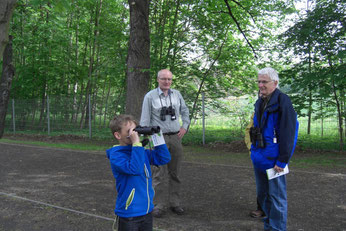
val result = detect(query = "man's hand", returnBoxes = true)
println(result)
[177,128,187,139]
[274,165,284,173]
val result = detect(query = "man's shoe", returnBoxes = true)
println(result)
[152,207,165,218]
[170,206,184,215]
[250,209,265,218]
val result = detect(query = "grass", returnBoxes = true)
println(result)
[298,133,344,150]
[1,136,345,172]
[3,115,345,169]
[290,152,346,169]
[183,128,243,145]
[5,124,344,150]
[0,138,109,152]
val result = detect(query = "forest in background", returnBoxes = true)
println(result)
[1,0,345,149]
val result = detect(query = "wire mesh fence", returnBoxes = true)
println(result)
[4,95,344,150]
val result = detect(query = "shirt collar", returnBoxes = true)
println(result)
[157,88,172,96]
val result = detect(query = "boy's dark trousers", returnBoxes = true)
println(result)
[118,213,153,231]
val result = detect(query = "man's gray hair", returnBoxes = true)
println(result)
[258,67,279,88]
[157,69,172,78]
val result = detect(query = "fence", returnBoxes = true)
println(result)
[4,95,344,150]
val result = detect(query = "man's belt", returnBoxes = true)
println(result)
[163,131,179,136]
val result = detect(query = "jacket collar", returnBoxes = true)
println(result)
[255,88,281,112]
[266,88,281,111]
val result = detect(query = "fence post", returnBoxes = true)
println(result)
[89,94,92,139]
[12,99,15,134]
[47,95,50,135]
[202,92,205,145]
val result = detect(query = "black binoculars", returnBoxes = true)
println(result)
[160,106,176,121]
[134,126,160,135]
[250,127,265,148]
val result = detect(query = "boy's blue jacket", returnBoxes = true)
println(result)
[106,144,170,218]
[251,89,299,172]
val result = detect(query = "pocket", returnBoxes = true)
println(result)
[263,143,279,160]
[125,188,135,210]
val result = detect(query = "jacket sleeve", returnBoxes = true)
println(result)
[177,91,190,130]
[146,144,171,166]
[140,93,151,126]
[110,146,145,175]
[276,94,297,168]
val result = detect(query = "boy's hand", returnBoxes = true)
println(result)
[128,128,140,144]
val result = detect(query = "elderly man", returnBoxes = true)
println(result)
[250,67,298,231]
[140,69,190,218]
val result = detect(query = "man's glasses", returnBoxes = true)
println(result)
[257,80,273,85]
[159,78,172,81]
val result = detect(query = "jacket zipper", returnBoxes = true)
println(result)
[144,164,150,213]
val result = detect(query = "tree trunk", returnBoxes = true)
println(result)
[84,0,103,128]
[37,85,46,127]
[332,78,344,150]
[0,36,15,138]
[80,80,90,129]
[320,99,323,137]
[343,92,346,139]
[166,0,180,60]
[0,0,16,59]
[125,0,150,120]
[71,8,80,124]
[328,58,344,150]
[103,82,111,126]
[307,91,312,135]
[307,45,312,135]
[0,0,17,138]
[74,81,84,124]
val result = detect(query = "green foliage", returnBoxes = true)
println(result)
[9,0,298,120]
[11,0,128,103]
[278,0,345,149]
[7,0,343,150]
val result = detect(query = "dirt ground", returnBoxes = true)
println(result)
[0,137,345,231]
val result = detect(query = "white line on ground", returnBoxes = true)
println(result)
[0,191,114,221]
[0,191,167,231]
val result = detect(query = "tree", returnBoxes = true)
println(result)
[5,0,298,132]
[0,0,17,58]
[9,0,129,129]
[280,0,345,150]
[0,0,17,138]
[125,0,150,120]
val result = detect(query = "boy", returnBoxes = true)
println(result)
[106,114,171,231]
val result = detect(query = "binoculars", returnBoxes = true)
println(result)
[250,127,265,148]
[134,126,161,135]
[160,106,176,121]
